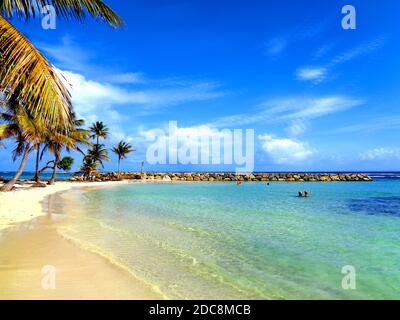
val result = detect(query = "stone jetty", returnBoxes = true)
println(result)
[69,172,373,182]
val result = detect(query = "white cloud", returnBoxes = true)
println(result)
[58,70,225,144]
[296,67,327,83]
[258,135,314,164]
[210,96,364,128]
[361,148,400,161]
[62,70,224,110]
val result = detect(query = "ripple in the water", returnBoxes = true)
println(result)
[347,197,400,216]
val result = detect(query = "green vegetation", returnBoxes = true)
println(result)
[0,0,123,191]
[112,141,135,178]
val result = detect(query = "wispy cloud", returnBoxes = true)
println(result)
[328,37,386,68]
[297,37,386,83]
[210,95,364,128]
[361,147,400,161]
[264,37,288,56]
[39,36,92,72]
[312,43,335,60]
[295,67,327,83]
[108,72,146,84]
[60,70,226,143]
[286,120,308,137]
[264,17,331,58]
[325,116,400,134]
[258,134,314,164]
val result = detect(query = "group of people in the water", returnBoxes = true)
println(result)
[235,181,310,197]
[298,191,309,197]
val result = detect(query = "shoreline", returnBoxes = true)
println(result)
[0,180,163,299]
[0,180,130,231]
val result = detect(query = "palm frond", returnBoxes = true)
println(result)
[0,16,73,128]
[0,123,17,139]
[0,0,123,27]
[12,136,25,161]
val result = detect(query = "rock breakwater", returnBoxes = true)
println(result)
[69,172,373,182]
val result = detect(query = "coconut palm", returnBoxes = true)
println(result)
[85,143,110,169]
[41,118,91,185]
[111,141,135,178]
[0,99,45,191]
[0,1,123,129]
[89,121,109,145]
[80,157,98,179]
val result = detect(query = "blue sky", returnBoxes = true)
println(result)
[1,0,400,172]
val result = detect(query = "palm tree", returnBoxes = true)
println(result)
[85,143,110,169]
[80,157,98,180]
[0,1,123,130]
[0,100,45,191]
[89,121,109,145]
[111,141,135,178]
[41,118,91,185]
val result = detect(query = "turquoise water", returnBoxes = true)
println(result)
[0,171,72,181]
[54,179,400,299]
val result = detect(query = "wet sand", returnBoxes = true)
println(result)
[0,182,163,300]
[0,217,162,300]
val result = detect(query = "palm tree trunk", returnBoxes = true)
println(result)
[33,144,41,182]
[0,144,30,192]
[48,153,60,185]
[118,157,121,179]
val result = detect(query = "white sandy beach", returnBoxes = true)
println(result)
[0,181,129,231]
[0,180,163,299]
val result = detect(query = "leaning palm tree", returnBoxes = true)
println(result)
[41,118,91,185]
[0,100,45,191]
[0,1,123,130]
[111,141,135,178]
[89,121,109,145]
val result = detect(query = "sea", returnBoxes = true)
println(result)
[18,172,400,299]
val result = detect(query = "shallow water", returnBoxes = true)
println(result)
[52,179,400,299]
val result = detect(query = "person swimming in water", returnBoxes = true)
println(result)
[298,191,303,197]
[304,191,309,197]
